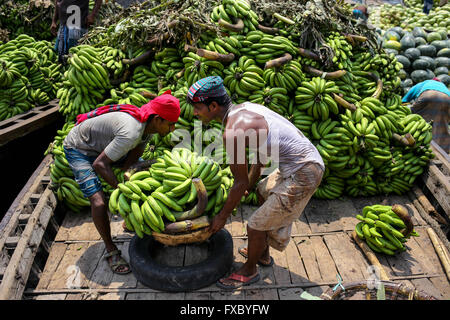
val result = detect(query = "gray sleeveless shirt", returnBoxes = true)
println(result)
[227,102,324,178]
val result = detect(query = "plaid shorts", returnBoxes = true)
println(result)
[63,147,103,198]
[249,163,324,251]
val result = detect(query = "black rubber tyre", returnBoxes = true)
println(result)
[128,229,233,292]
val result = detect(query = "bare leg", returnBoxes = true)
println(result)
[90,191,129,273]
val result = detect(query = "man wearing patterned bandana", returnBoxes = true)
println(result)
[187,76,324,290]
[63,92,180,275]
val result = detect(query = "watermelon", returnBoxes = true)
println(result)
[383,40,402,51]
[415,37,427,46]
[437,48,450,58]
[437,74,450,86]
[411,70,429,83]
[412,27,427,39]
[412,58,430,70]
[390,27,405,38]
[431,40,449,52]
[384,49,399,56]
[419,56,437,70]
[396,55,411,69]
[404,47,421,61]
[425,69,435,80]
[435,57,450,68]
[400,33,416,51]
[434,66,449,76]
[417,45,436,57]
[426,32,442,43]
[384,30,401,41]
[401,78,414,88]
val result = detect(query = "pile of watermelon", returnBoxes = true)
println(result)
[380,26,450,93]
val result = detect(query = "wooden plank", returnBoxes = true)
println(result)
[0,154,52,246]
[109,241,137,289]
[77,242,108,289]
[293,208,311,235]
[0,104,60,147]
[155,292,185,300]
[36,243,68,289]
[245,288,278,300]
[34,294,67,300]
[412,227,447,275]
[323,233,366,282]
[384,244,424,277]
[270,247,291,286]
[431,141,450,175]
[428,276,450,300]
[54,210,91,242]
[126,292,156,300]
[0,187,57,299]
[97,292,127,300]
[210,290,245,300]
[350,195,384,215]
[284,238,309,284]
[411,186,447,225]
[410,278,444,300]
[47,243,92,290]
[278,287,304,300]
[295,236,337,283]
[326,198,361,231]
[404,230,443,276]
[303,198,338,233]
[421,163,450,219]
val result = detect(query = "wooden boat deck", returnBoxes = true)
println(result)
[25,192,450,300]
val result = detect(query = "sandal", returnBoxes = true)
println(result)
[104,249,131,275]
[216,272,260,290]
[238,246,274,267]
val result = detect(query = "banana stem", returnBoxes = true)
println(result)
[297,48,321,61]
[164,215,210,234]
[257,24,279,35]
[304,65,346,79]
[218,18,244,32]
[172,178,208,221]
[368,72,383,99]
[264,53,292,69]
[122,50,153,66]
[344,34,367,43]
[391,204,414,237]
[273,12,295,25]
[332,93,357,111]
[392,133,415,147]
[185,44,235,63]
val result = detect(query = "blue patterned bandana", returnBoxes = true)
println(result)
[187,76,227,102]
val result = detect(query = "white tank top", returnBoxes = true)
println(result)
[227,102,325,177]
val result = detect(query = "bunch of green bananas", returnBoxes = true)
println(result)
[295,77,340,121]
[248,87,289,116]
[98,85,150,108]
[210,0,259,33]
[108,148,234,238]
[241,31,298,65]
[314,169,346,199]
[203,35,244,57]
[263,59,305,93]
[183,52,225,87]
[334,72,362,104]
[223,56,265,103]
[326,31,353,70]
[355,204,419,255]
[0,34,61,120]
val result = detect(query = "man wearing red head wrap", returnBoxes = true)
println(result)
[63,91,180,274]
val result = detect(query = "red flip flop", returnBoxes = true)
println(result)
[216,272,260,290]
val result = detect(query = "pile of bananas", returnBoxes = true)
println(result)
[0,34,61,120]
[202,35,244,57]
[355,204,419,255]
[45,122,125,213]
[326,32,353,70]
[58,45,127,120]
[263,60,305,93]
[108,148,234,238]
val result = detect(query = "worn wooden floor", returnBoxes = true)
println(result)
[26,192,450,300]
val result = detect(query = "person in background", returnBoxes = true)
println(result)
[63,92,180,274]
[186,76,324,289]
[402,78,450,153]
[423,0,434,14]
[353,4,369,22]
[51,0,102,63]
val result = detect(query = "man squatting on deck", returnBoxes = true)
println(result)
[62,93,180,274]
[186,76,325,289]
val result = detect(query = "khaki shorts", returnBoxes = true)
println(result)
[248,162,324,251]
